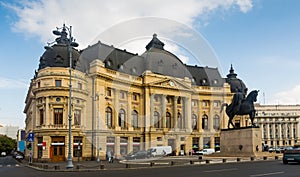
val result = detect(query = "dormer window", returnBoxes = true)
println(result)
[213,79,218,85]
[105,60,112,67]
[119,64,124,70]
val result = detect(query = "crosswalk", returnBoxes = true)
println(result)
[0,164,20,168]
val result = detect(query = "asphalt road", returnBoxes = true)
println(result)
[1,156,300,177]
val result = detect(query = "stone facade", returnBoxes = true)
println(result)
[254,104,300,148]
[23,28,245,162]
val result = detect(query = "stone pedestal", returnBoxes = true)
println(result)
[220,127,261,156]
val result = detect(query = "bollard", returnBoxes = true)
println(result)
[275,156,279,160]
[198,156,203,161]
[263,156,267,160]
[150,162,154,167]
[54,165,60,170]
[126,164,130,168]
[237,158,241,162]
[170,161,175,166]
[222,159,227,163]
[250,156,255,161]
[205,160,210,164]
[100,164,104,169]
[76,164,81,169]
[190,160,194,164]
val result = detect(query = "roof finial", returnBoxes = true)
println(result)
[145,33,165,50]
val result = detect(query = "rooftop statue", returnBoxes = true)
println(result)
[221,89,259,129]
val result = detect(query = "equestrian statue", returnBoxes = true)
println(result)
[220,89,259,129]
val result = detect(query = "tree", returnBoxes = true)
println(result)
[0,135,17,154]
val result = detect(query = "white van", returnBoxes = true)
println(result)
[148,146,172,157]
[196,148,215,155]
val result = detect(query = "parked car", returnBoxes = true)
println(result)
[268,147,274,153]
[195,148,215,155]
[1,152,6,157]
[148,146,172,157]
[125,150,149,160]
[15,154,24,160]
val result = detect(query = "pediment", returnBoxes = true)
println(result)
[148,78,191,90]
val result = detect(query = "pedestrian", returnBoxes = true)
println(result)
[107,151,112,163]
[110,151,114,163]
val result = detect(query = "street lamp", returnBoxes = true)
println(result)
[53,24,79,169]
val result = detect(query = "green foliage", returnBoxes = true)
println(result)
[0,135,17,154]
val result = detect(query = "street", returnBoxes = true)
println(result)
[1,156,300,177]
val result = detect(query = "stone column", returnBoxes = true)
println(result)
[45,97,50,125]
[173,96,178,129]
[127,92,132,128]
[184,97,191,132]
[161,95,166,128]
[150,94,154,128]
[115,136,120,158]
[114,89,119,128]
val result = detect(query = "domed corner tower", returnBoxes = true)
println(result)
[38,25,80,71]
[225,64,248,95]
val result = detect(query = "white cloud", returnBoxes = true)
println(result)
[3,0,253,48]
[0,77,28,89]
[271,85,300,105]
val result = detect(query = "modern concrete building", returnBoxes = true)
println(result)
[254,104,300,148]
[23,25,248,162]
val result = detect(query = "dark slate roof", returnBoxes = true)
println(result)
[38,44,80,70]
[141,47,192,79]
[185,65,225,87]
[37,28,247,90]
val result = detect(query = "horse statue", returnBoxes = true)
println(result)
[220,90,259,129]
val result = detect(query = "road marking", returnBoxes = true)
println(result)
[204,168,238,173]
[250,171,285,177]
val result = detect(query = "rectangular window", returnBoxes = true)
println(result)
[106,88,112,97]
[120,91,126,99]
[39,109,44,125]
[37,82,41,88]
[213,101,219,107]
[77,82,82,89]
[54,108,63,125]
[55,80,62,87]
[74,109,81,125]
[132,93,138,101]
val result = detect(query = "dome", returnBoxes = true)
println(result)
[141,34,191,79]
[226,65,248,94]
[38,44,80,70]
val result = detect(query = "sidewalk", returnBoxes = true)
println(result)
[21,154,283,172]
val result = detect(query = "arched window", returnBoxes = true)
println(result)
[177,113,184,129]
[202,114,208,130]
[154,111,160,128]
[166,112,172,128]
[132,110,138,128]
[106,107,113,128]
[119,109,126,128]
[192,114,197,130]
[213,115,220,130]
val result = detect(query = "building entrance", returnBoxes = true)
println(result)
[50,136,65,162]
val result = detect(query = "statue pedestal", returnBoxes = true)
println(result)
[220,127,262,156]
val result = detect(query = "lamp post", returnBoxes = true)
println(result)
[53,24,79,169]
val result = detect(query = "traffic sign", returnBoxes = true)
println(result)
[28,132,34,142]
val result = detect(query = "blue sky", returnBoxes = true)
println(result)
[1,0,300,128]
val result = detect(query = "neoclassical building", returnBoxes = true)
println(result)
[24,26,247,162]
[254,104,300,148]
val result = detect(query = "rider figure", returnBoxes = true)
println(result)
[233,88,248,112]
